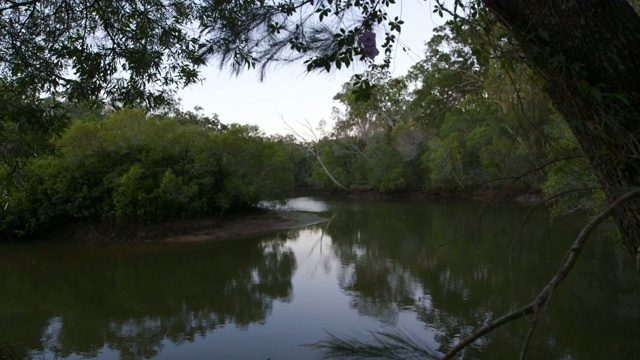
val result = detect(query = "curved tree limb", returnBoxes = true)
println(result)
[283,117,350,191]
[443,187,640,359]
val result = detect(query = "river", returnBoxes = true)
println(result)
[1,196,638,359]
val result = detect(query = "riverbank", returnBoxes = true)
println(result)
[30,208,328,244]
[161,209,328,244]
[316,187,545,206]
[20,188,541,244]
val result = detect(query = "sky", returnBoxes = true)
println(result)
[177,0,444,137]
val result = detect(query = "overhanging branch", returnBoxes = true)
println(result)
[443,187,640,359]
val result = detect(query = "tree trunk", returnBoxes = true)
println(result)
[482,0,640,257]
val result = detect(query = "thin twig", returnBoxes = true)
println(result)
[468,155,584,190]
[0,0,38,13]
[518,318,537,360]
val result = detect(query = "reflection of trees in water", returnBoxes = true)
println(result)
[0,238,295,359]
[322,200,640,358]
[338,258,427,325]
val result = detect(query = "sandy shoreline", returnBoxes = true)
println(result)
[160,210,329,243]
[29,209,328,244]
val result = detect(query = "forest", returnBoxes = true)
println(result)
[2,0,640,358]
[1,22,603,241]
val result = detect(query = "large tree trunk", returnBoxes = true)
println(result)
[482,0,640,257]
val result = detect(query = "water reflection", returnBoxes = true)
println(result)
[2,198,639,359]
[316,199,640,358]
[0,239,295,359]
[260,196,330,212]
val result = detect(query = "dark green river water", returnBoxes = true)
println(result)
[1,197,639,359]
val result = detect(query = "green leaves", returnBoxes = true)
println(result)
[389,17,404,33]
[1,0,205,109]
[1,108,296,239]
[0,0,409,107]
[317,7,332,22]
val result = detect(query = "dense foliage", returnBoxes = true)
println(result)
[306,24,599,211]
[0,108,296,239]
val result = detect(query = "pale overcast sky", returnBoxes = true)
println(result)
[177,0,443,136]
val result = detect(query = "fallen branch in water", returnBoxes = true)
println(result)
[443,187,640,359]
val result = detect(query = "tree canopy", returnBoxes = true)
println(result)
[0,0,406,108]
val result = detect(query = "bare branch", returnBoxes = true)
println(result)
[283,117,350,191]
[443,187,640,359]
[469,155,584,190]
